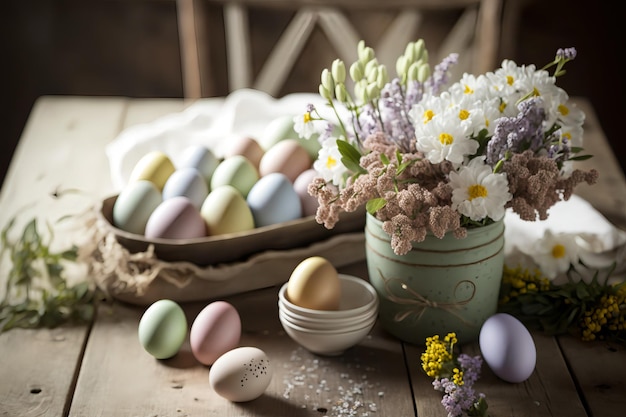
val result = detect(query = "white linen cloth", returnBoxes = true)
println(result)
[106,89,626,283]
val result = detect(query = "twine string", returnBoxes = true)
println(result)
[378,268,476,325]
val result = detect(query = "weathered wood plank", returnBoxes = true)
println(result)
[0,96,130,417]
[558,336,626,416]
[0,326,88,417]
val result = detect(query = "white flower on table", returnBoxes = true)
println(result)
[531,230,581,279]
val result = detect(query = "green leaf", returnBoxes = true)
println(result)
[366,198,387,214]
[337,139,367,174]
[568,154,593,161]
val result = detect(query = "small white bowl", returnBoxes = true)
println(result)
[279,314,376,356]
[278,274,378,319]
[278,308,377,332]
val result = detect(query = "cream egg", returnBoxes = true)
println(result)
[210,155,259,198]
[128,150,176,191]
[200,185,255,235]
[177,145,220,185]
[190,301,242,366]
[246,173,301,227]
[113,180,162,235]
[138,299,187,359]
[259,139,312,182]
[286,256,341,310]
[209,347,272,402]
[162,167,209,208]
[145,196,207,239]
[293,168,320,217]
[479,313,536,383]
[223,136,265,170]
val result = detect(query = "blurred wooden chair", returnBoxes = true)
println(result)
[176,0,503,99]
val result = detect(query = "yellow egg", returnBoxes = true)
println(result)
[286,257,341,310]
[128,151,176,191]
[200,185,255,235]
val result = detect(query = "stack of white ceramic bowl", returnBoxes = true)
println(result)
[278,274,379,355]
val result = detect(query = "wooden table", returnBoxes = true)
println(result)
[0,96,624,417]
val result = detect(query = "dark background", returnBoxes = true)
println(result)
[2,0,622,186]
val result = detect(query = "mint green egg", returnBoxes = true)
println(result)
[138,299,188,359]
[113,180,162,235]
[259,115,321,161]
[210,155,259,197]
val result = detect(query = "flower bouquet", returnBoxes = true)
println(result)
[295,40,598,256]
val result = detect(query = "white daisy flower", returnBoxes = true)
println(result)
[408,92,452,126]
[293,111,317,140]
[449,156,512,221]
[313,137,349,186]
[415,113,479,165]
[531,230,581,279]
[556,99,585,148]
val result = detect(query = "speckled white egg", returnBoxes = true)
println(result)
[209,347,272,402]
[246,173,301,227]
[162,167,209,208]
[479,313,536,383]
[138,299,187,359]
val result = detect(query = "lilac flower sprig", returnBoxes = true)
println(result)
[421,333,489,417]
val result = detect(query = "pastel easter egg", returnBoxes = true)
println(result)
[259,139,312,182]
[145,196,207,239]
[112,180,162,235]
[223,136,265,170]
[162,167,209,208]
[286,256,341,310]
[209,347,272,402]
[479,313,536,383]
[259,115,321,160]
[293,168,319,217]
[190,301,242,366]
[210,155,259,198]
[128,150,176,191]
[138,299,187,359]
[200,185,255,235]
[177,145,220,184]
[246,173,302,227]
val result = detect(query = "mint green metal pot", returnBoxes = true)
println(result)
[365,213,504,345]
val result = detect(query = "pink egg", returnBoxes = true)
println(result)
[190,301,242,365]
[259,139,311,182]
[144,196,207,239]
[293,169,320,217]
[223,136,265,170]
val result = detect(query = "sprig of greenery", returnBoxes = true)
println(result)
[499,264,626,342]
[0,216,99,332]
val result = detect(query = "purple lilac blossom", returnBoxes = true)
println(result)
[486,97,547,166]
[379,79,415,152]
[426,53,459,95]
[557,47,577,60]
